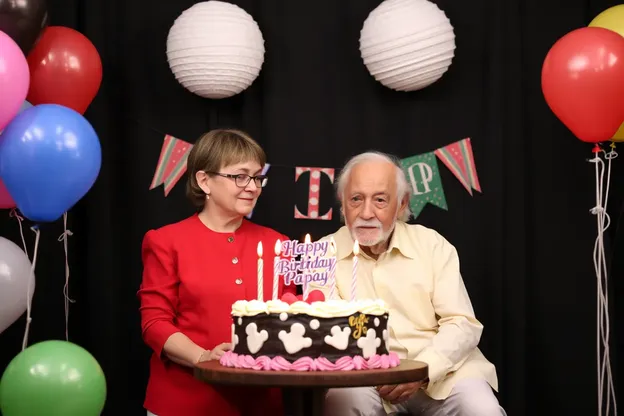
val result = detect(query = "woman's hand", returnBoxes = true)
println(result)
[198,342,232,363]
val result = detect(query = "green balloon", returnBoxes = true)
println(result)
[0,340,106,416]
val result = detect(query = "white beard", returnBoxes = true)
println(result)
[349,219,396,247]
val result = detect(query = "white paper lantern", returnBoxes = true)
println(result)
[359,0,456,92]
[166,1,265,99]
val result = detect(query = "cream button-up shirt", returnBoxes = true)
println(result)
[311,221,498,409]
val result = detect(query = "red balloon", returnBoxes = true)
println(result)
[26,26,102,115]
[0,178,15,209]
[541,27,624,143]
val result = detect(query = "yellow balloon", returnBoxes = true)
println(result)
[589,5,624,37]
[612,122,624,142]
[589,5,624,142]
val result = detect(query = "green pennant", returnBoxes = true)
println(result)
[400,152,448,218]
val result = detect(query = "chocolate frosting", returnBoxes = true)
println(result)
[231,312,390,363]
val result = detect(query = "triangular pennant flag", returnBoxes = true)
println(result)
[434,140,472,195]
[150,135,193,196]
[400,152,448,219]
[458,138,481,192]
[434,138,481,194]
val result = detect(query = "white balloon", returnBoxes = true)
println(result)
[0,237,33,335]
[359,0,456,92]
[166,1,265,99]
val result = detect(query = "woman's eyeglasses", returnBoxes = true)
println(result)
[207,172,268,188]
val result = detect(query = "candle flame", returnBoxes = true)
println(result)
[304,234,311,244]
[257,241,263,257]
[274,239,282,255]
[353,240,359,256]
[330,236,337,254]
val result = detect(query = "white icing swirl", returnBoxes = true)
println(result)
[232,299,268,316]
[231,299,388,318]
[265,300,291,314]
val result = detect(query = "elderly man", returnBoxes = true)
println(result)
[317,151,505,416]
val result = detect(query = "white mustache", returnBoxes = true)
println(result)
[353,219,383,229]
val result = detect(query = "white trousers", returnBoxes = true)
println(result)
[146,412,157,416]
[324,378,506,416]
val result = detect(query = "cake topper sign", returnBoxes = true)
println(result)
[277,234,336,296]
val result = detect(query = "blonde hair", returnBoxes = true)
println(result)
[186,129,266,209]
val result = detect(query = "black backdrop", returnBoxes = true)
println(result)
[1,0,624,415]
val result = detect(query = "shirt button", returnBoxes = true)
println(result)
[235,278,243,285]
[232,257,239,264]
[228,236,234,243]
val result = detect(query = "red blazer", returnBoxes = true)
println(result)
[138,214,296,416]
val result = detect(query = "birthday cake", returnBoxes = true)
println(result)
[219,235,400,371]
[219,296,400,371]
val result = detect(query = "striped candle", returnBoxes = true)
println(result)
[273,239,282,300]
[303,234,311,301]
[257,242,263,301]
[351,240,359,302]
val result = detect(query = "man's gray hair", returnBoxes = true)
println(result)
[335,151,412,222]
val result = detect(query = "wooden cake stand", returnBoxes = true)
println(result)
[195,359,428,416]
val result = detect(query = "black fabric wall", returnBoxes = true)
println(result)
[1,0,623,415]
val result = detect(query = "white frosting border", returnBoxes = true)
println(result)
[232,299,389,318]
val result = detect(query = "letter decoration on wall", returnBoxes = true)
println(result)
[294,167,335,220]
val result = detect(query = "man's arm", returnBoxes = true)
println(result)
[412,231,483,384]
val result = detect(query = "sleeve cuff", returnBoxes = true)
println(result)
[413,347,453,384]
[143,321,180,359]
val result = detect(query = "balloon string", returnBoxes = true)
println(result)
[58,212,75,341]
[22,226,40,351]
[603,146,618,416]
[589,147,618,416]
[9,209,29,260]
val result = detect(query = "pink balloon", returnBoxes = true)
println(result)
[0,31,30,131]
[0,178,15,209]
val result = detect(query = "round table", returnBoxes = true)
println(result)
[194,360,428,416]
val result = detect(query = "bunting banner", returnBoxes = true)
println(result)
[434,138,481,195]
[149,135,482,220]
[150,135,193,197]
[400,151,448,218]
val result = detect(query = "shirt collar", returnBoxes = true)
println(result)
[331,222,416,260]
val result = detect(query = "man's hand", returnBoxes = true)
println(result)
[199,342,232,362]
[376,382,423,403]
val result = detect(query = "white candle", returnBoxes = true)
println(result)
[303,234,312,300]
[257,241,263,301]
[328,237,337,300]
[273,239,282,300]
[351,240,359,302]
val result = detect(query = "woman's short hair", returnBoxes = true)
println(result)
[186,129,266,209]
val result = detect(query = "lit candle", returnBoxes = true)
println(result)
[303,234,312,300]
[351,240,359,302]
[273,239,282,301]
[328,237,337,300]
[257,241,263,301]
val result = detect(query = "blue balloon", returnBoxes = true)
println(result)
[0,101,32,135]
[0,104,102,223]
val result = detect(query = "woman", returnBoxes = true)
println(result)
[138,129,294,416]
